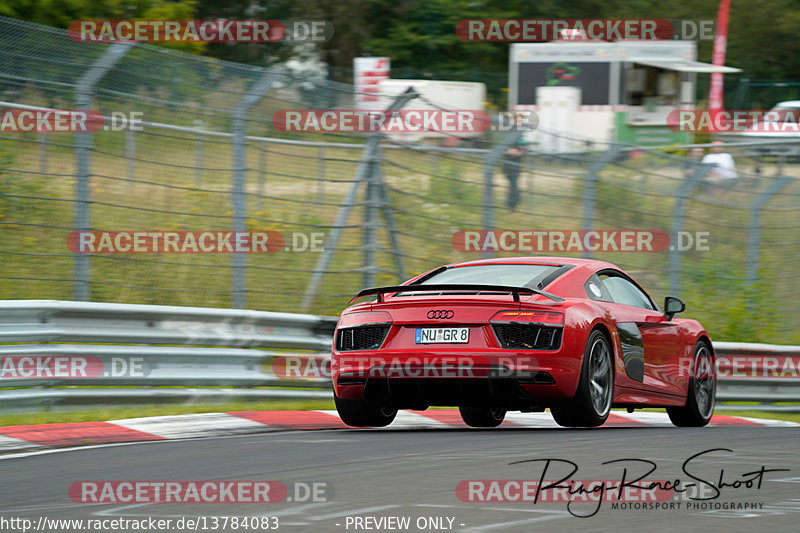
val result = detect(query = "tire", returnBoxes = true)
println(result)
[667,341,715,427]
[458,406,507,428]
[334,394,397,427]
[551,329,614,428]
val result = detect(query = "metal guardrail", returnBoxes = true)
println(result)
[0,299,336,348]
[0,301,798,412]
[713,342,800,411]
[0,300,337,410]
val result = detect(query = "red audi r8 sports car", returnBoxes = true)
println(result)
[331,257,715,428]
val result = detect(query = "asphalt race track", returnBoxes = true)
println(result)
[0,423,798,532]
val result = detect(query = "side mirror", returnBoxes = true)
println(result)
[664,296,685,321]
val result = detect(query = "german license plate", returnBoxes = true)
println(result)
[415,327,469,344]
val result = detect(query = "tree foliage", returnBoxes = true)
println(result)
[4,0,800,91]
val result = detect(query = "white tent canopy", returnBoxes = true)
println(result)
[634,60,741,74]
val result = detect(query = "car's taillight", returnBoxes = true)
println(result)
[338,311,392,328]
[491,310,564,351]
[490,310,564,326]
[336,311,392,352]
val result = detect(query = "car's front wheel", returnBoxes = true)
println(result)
[334,394,397,427]
[551,329,614,428]
[458,406,507,427]
[667,341,715,427]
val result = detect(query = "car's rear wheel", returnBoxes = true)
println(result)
[334,394,397,427]
[667,341,715,427]
[551,329,613,428]
[458,406,507,427]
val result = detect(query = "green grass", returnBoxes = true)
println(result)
[0,398,335,427]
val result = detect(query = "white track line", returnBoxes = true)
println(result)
[738,415,799,427]
[0,434,40,452]
[503,412,563,428]
[1,411,796,459]
[614,411,675,426]
[107,412,270,439]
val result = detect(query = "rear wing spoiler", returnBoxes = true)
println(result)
[350,284,563,304]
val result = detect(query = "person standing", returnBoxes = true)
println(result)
[701,141,737,188]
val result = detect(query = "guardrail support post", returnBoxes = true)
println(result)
[73,42,134,301]
[363,141,381,289]
[231,69,282,309]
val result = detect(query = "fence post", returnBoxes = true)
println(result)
[378,159,406,282]
[300,141,376,313]
[231,69,282,309]
[668,163,713,296]
[746,175,793,291]
[362,142,381,289]
[300,88,418,312]
[481,126,527,259]
[73,42,134,301]
[580,144,622,259]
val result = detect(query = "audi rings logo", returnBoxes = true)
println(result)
[427,310,455,319]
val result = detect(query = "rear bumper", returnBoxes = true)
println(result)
[359,374,555,410]
[332,342,585,408]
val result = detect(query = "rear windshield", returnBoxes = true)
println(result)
[416,264,563,288]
